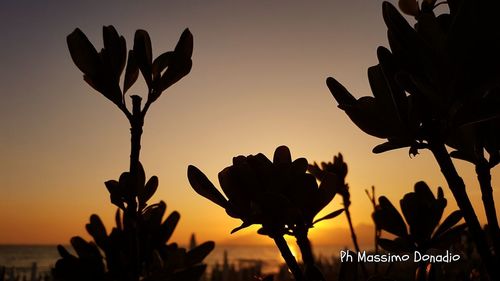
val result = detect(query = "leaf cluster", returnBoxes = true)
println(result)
[373,181,465,253]
[188,146,345,237]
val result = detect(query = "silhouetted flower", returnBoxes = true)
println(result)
[67,26,127,107]
[67,26,193,110]
[188,146,344,236]
[308,153,349,202]
[373,181,465,253]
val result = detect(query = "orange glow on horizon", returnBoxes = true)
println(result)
[1,0,499,248]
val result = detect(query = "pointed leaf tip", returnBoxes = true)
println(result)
[434,210,462,238]
[326,77,356,106]
[374,196,408,237]
[133,29,153,85]
[176,28,194,58]
[123,50,139,94]
[187,165,228,208]
[313,208,344,225]
[67,28,100,77]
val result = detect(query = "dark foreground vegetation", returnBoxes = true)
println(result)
[40,0,499,280]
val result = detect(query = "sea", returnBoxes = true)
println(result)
[0,244,343,275]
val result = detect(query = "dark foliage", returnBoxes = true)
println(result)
[54,26,212,281]
[326,1,499,279]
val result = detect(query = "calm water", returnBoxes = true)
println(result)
[0,244,342,274]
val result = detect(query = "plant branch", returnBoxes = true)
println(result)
[273,235,305,281]
[366,186,379,274]
[128,95,144,280]
[476,161,500,258]
[343,199,368,279]
[296,227,325,281]
[430,143,498,280]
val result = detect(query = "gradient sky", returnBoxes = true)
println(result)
[1,0,498,246]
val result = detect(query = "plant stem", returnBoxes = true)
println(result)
[129,95,143,182]
[273,235,305,281]
[128,95,144,281]
[296,228,325,281]
[430,143,498,280]
[344,202,368,279]
[366,186,379,274]
[476,162,500,258]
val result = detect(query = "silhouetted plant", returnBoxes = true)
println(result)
[188,145,346,281]
[326,0,499,278]
[373,181,465,281]
[365,186,382,275]
[53,26,213,281]
[308,154,368,279]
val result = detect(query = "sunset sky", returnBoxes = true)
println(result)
[1,0,498,247]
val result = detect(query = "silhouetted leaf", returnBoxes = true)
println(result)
[67,28,100,77]
[118,171,134,200]
[433,210,462,238]
[316,172,341,211]
[154,30,193,94]
[401,182,446,245]
[152,51,173,81]
[115,208,122,231]
[373,196,408,237]
[432,223,467,249]
[373,141,410,153]
[312,208,344,225]
[134,29,153,86]
[157,58,192,94]
[417,12,445,50]
[383,2,419,50]
[139,175,158,205]
[291,157,308,174]
[308,162,324,181]
[368,65,398,127]
[347,96,393,138]
[86,214,107,249]
[186,241,215,264]
[137,162,146,191]
[326,77,356,106]
[143,201,166,227]
[123,50,139,94]
[175,28,193,59]
[104,180,125,209]
[218,166,251,217]
[57,245,75,259]
[82,74,102,93]
[70,236,101,260]
[187,165,228,208]
[102,25,126,80]
[159,211,180,245]
[398,0,419,17]
[449,149,476,163]
[231,221,252,234]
